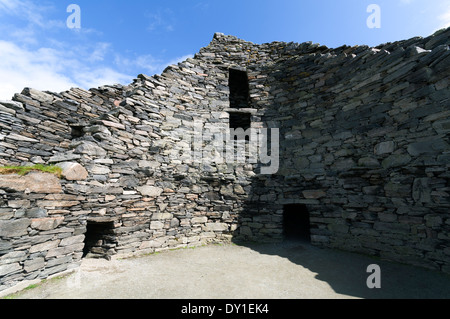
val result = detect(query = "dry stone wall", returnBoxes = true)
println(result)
[239,29,450,274]
[0,28,449,292]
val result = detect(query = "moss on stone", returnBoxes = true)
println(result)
[0,164,62,178]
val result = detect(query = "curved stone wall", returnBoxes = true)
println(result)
[0,28,449,292]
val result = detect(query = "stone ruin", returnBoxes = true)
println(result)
[0,28,449,293]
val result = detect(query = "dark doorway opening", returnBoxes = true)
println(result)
[283,204,311,242]
[229,69,250,109]
[83,221,116,259]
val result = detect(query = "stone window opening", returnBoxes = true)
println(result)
[229,68,250,109]
[70,125,85,139]
[283,204,311,242]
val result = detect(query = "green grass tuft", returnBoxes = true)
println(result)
[0,164,62,178]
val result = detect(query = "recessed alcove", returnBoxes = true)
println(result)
[283,204,311,242]
[83,220,116,259]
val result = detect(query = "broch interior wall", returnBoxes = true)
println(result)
[0,29,449,293]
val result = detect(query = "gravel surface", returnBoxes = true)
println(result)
[7,241,450,299]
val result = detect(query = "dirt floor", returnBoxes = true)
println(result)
[5,241,450,299]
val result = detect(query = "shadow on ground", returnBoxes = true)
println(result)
[236,239,450,299]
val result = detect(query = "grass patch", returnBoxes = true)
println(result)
[1,273,73,299]
[0,164,62,178]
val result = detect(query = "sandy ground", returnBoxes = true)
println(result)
[5,241,450,299]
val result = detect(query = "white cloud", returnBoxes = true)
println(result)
[0,40,133,99]
[166,54,195,68]
[74,67,133,90]
[0,0,63,30]
[0,0,193,100]
[0,38,194,100]
[438,6,450,29]
[145,9,176,33]
[114,53,194,77]
[88,42,112,63]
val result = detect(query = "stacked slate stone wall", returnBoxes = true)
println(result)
[0,28,449,293]
[0,171,88,292]
[234,29,450,273]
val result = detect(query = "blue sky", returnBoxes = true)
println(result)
[0,0,449,99]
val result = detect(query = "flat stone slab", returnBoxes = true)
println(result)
[0,172,62,194]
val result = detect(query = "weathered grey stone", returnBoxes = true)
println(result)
[29,240,61,253]
[407,138,450,156]
[60,235,85,247]
[26,208,48,218]
[384,182,411,197]
[432,120,450,134]
[8,200,30,209]
[137,186,163,197]
[24,257,45,273]
[327,223,349,234]
[332,159,356,171]
[302,190,326,199]
[0,251,27,263]
[0,262,22,277]
[374,141,395,155]
[412,178,431,203]
[0,104,16,115]
[424,215,442,228]
[150,221,164,230]
[204,223,229,232]
[382,154,411,168]
[0,100,24,111]
[46,243,84,258]
[0,219,31,237]
[48,153,81,163]
[191,217,208,224]
[6,133,39,143]
[374,222,410,234]
[0,172,62,194]
[151,213,173,220]
[88,164,111,175]
[31,217,64,231]
[220,184,234,197]
[56,162,88,181]
[73,141,107,157]
[358,157,380,167]
[21,88,53,103]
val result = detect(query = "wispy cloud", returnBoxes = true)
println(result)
[0,0,63,30]
[166,54,195,68]
[0,1,194,99]
[0,40,77,98]
[146,8,176,33]
[0,0,134,99]
[0,40,133,99]
[114,53,194,76]
[438,5,450,30]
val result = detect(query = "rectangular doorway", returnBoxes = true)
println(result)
[83,221,116,259]
[283,204,311,242]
